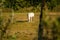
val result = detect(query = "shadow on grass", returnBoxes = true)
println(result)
[16,20,28,22]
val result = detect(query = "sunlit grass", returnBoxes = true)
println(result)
[1,12,39,40]
[1,12,60,40]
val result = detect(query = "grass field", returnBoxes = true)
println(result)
[1,12,40,40]
[1,12,60,40]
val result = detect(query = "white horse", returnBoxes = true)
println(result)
[28,12,34,22]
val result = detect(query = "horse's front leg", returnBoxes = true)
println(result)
[28,17,30,22]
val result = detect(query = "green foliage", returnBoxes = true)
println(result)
[7,32,20,40]
[0,13,12,40]
[46,0,57,10]
[57,0,60,5]
[1,0,59,11]
[52,22,58,40]
[56,17,60,24]
[3,0,18,10]
[7,35,17,40]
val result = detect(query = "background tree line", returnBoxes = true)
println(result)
[0,0,60,11]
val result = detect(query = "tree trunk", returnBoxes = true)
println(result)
[38,0,45,40]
